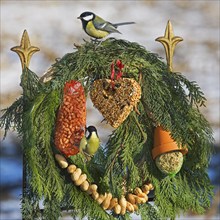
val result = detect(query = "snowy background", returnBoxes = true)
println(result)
[0,0,219,219]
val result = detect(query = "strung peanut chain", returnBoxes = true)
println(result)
[55,154,154,215]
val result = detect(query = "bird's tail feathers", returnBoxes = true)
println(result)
[113,22,135,27]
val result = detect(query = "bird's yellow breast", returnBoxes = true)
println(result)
[86,132,100,155]
[86,21,109,39]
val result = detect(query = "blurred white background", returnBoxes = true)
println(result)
[0,1,219,219]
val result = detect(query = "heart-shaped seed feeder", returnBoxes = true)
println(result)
[90,77,141,128]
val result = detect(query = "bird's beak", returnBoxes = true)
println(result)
[77,16,81,20]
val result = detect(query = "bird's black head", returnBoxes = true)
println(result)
[77,11,95,22]
[86,126,97,133]
[86,126,99,139]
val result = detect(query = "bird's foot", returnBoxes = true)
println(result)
[82,151,93,162]
[90,38,99,43]
[90,38,103,49]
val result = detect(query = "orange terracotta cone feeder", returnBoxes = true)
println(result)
[152,126,188,160]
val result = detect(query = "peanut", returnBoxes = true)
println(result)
[120,206,126,215]
[107,198,118,210]
[75,174,87,186]
[80,180,89,191]
[102,193,113,210]
[133,204,138,211]
[119,196,127,207]
[55,154,68,168]
[142,184,150,193]
[87,184,98,195]
[135,196,146,204]
[71,168,82,182]
[92,191,99,200]
[119,196,127,215]
[126,202,134,212]
[96,193,107,205]
[126,193,136,204]
[148,183,154,190]
[67,164,77,173]
[134,187,142,195]
[114,204,121,215]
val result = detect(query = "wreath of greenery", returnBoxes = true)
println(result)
[1,38,214,220]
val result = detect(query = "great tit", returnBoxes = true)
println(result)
[79,126,100,160]
[77,11,135,39]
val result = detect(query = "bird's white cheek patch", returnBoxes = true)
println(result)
[83,15,93,21]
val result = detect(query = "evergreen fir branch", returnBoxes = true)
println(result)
[0,97,23,138]
[138,203,162,220]
[21,197,41,220]
[153,176,182,219]
[180,108,213,170]
[63,183,114,220]
[34,91,64,200]
[22,95,46,197]
[21,185,42,220]
[181,169,214,213]
[87,146,108,187]
[115,213,133,220]
[21,67,42,101]
[119,144,141,190]
[103,116,147,195]
[131,112,148,145]
[43,196,62,220]
[68,153,95,183]
[174,73,207,108]
[22,90,65,201]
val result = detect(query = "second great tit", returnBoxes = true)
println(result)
[79,126,100,160]
[77,11,135,39]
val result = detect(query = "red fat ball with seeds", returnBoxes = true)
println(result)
[54,80,86,157]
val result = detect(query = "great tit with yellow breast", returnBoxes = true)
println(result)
[79,126,100,160]
[77,11,135,39]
